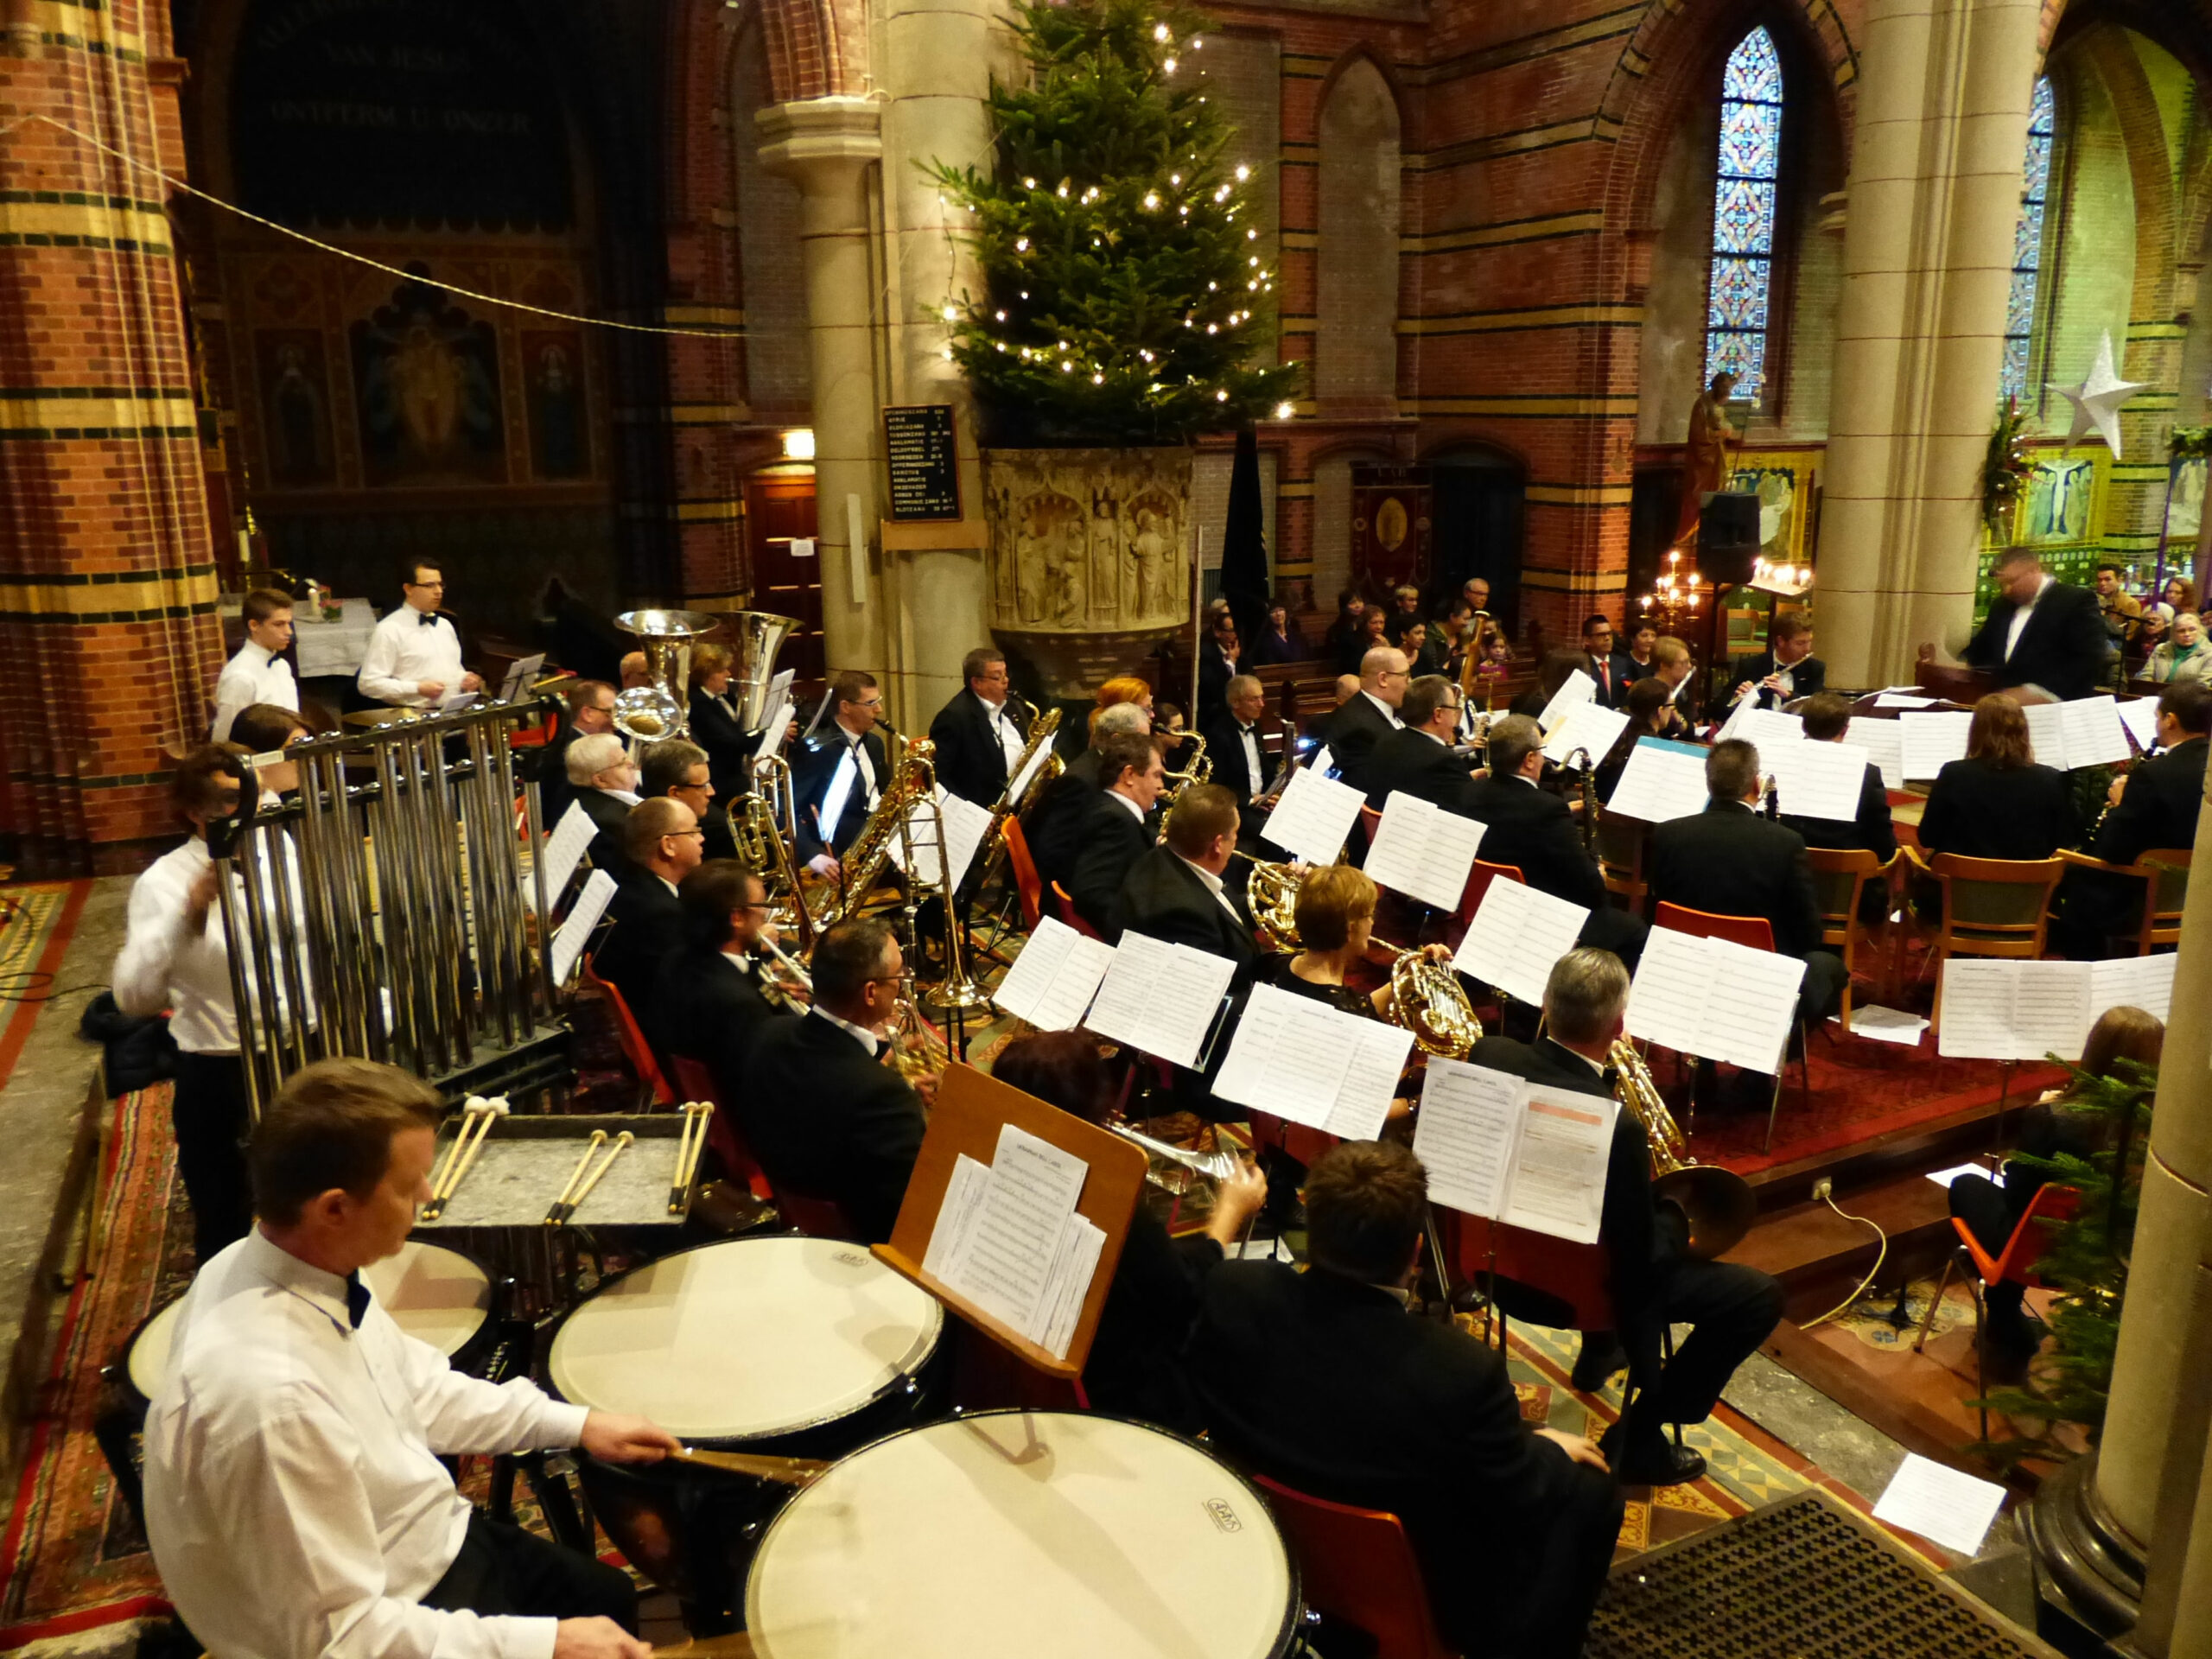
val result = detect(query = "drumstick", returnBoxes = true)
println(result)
[423,1099,500,1222]
[427,1106,477,1203]
[439,1098,507,1210]
[545,1130,607,1225]
[668,1103,713,1214]
[677,1445,832,1488]
[561,1130,632,1223]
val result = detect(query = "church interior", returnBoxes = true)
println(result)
[3,0,2212,1652]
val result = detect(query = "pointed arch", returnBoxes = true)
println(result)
[1702,25,1786,396]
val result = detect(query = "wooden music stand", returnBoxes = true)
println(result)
[874,1062,1148,1378]
[1914,660,1999,706]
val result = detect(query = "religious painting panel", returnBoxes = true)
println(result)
[347,272,507,486]
[520,329,590,480]
[1350,466,1431,599]
[253,328,337,487]
[1726,449,1818,569]
[2012,446,2108,548]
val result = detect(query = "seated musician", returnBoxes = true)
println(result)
[1781,695,1895,922]
[229,703,315,804]
[1027,701,1152,895]
[928,645,1030,808]
[143,1058,677,1659]
[741,918,928,1243]
[1595,677,1673,804]
[1469,950,1783,1484]
[686,643,758,802]
[1362,673,1479,813]
[619,652,652,690]
[992,1031,1266,1429]
[2051,680,2209,957]
[1267,864,1445,1033]
[655,859,799,1101]
[1916,693,2076,861]
[592,798,702,1014]
[1463,715,1649,965]
[1649,739,1850,1032]
[1203,673,1286,819]
[1649,636,1698,736]
[1191,1140,1623,1659]
[1069,730,1165,938]
[1319,645,1408,793]
[1713,612,1822,716]
[542,679,616,827]
[565,732,640,874]
[1110,782,1257,976]
[639,738,738,861]
[793,670,890,880]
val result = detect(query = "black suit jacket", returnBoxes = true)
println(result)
[1190,1262,1584,1642]
[739,1011,926,1243]
[1460,775,1608,912]
[1713,652,1826,717]
[1781,758,1895,862]
[1201,711,1286,804]
[1197,645,1240,718]
[792,727,890,861]
[652,944,793,1096]
[1362,728,1482,815]
[1321,692,1399,792]
[1918,758,2079,861]
[594,867,683,1014]
[535,725,580,829]
[1649,799,1822,958]
[927,688,1027,808]
[1027,747,1105,893]
[1586,651,1636,708]
[2094,736,2207,866]
[1069,791,1154,936]
[1962,581,2108,702]
[1110,845,1260,976]
[577,786,635,877]
[689,686,760,803]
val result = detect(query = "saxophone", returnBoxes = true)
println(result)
[1609,1039,1755,1261]
[1160,730,1211,804]
[813,738,937,931]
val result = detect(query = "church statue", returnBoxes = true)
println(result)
[1675,368,1738,547]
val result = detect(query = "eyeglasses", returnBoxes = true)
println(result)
[669,829,707,841]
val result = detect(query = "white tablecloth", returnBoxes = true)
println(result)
[293,597,378,678]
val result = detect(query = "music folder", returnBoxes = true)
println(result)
[1414,1058,1618,1244]
[1364,791,1487,909]
[1452,878,1590,1004]
[1605,738,1712,824]
[1261,766,1368,866]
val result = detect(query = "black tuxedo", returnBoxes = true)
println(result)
[1361,728,1482,815]
[576,786,635,877]
[739,1011,925,1243]
[1196,645,1240,718]
[793,726,890,862]
[1191,1262,1622,1658]
[2095,735,2206,865]
[1962,579,2109,702]
[1201,710,1286,804]
[1781,756,1895,863]
[1319,691,1400,792]
[689,685,760,802]
[927,687,1027,808]
[1649,799,1848,1021]
[1027,747,1105,893]
[1068,791,1154,937]
[536,724,580,829]
[1458,775,1648,963]
[1084,1213,1224,1431]
[594,867,683,1014]
[1713,651,1825,717]
[1111,846,1260,977]
[652,944,793,1098]
[1918,759,2077,861]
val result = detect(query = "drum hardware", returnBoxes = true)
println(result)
[423,1095,508,1222]
[549,1130,633,1225]
[546,1130,608,1225]
[677,1446,834,1488]
[670,1103,715,1215]
[1611,1039,1756,1260]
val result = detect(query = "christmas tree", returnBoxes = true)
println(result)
[929,0,1299,447]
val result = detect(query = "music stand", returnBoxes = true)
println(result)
[874,1063,1147,1378]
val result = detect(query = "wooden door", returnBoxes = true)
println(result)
[745,467,824,690]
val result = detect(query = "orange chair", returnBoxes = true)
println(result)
[1052,880,1103,941]
[1913,1183,2080,1439]
[665,1055,772,1202]
[1251,1473,1458,1659]
[1445,858,1525,955]
[1002,817,1046,931]
[580,957,676,1107]
[1803,846,1897,1030]
[1596,810,1649,909]
[1652,901,1798,1150]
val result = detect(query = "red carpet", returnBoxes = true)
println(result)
[0,881,93,1097]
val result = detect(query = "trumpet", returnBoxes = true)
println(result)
[1610,1039,1755,1261]
[1109,1121,1248,1184]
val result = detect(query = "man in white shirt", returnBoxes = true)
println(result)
[213,588,300,741]
[925,647,1031,808]
[143,1058,677,1659]
[359,562,482,709]
[794,670,889,877]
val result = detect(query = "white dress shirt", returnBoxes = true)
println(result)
[143,1230,589,1659]
[112,834,311,1055]
[2005,576,2054,661]
[1109,788,1147,823]
[1359,689,1405,729]
[979,695,1027,772]
[811,1004,883,1057]
[359,607,467,708]
[213,642,298,741]
[1233,721,1264,791]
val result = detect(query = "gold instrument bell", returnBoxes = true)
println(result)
[1610,1039,1755,1261]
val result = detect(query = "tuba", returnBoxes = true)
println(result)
[613,609,723,739]
[1610,1039,1756,1261]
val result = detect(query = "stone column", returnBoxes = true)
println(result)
[757,99,888,677]
[1814,0,2043,689]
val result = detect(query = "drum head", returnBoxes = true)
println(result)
[548,1236,941,1441]
[746,1411,1297,1659]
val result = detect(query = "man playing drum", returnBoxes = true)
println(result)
[143,1058,681,1659]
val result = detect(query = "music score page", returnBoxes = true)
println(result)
[1541,702,1630,767]
[991,916,1116,1031]
[925,1124,1096,1353]
[1899,712,1973,780]
[1937,956,2176,1060]
[1453,879,1590,1005]
[1414,1059,1618,1244]
[1211,983,1415,1141]
[1624,927,1806,1073]
[1365,791,1488,909]
[1607,741,1713,824]
[1083,931,1237,1069]
[1768,741,1872,823]
[531,800,596,912]
[1843,719,1905,791]
[1262,766,1369,867]
[550,868,618,986]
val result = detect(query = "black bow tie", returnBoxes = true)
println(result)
[1239,723,1256,736]
[416,612,438,628]
[345,1273,372,1328]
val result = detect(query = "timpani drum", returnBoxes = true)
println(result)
[544,1236,946,1627]
[745,1410,1301,1659]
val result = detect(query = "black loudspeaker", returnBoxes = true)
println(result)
[1696,492,1762,587]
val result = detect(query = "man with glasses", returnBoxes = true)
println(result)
[1359,675,1483,817]
[794,670,890,880]
[927,647,1032,809]
[1319,645,1408,795]
[359,561,481,710]
[656,860,799,1100]
[741,918,928,1243]
[1581,614,1631,708]
[592,798,704,1012]
[640,738,738,861]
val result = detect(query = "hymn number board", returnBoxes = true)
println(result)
[883,405,963,522]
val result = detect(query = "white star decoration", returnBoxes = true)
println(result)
[2051,332,2146,460]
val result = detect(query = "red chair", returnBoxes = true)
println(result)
[1251,1473,1457,1659]
[580,957,676,1107]
[1002,817,1046,932]
[1914,1183,2080,1439]
[1650,902,1798,1150]
[1052,880,1103,941]
[1444,858,1525,956]
[665,1056,772,1202]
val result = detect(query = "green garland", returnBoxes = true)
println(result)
[2171,426,2212,461]
[1982,396,2033,531]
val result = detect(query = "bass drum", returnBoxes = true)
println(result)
[544,1236,945,1630]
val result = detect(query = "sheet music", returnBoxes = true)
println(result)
[2058,696,2132,770]
[531,800,596,912]
[2091,952,2177,1025]
[1364,791,1488,909]
[921,1154,992,1279]
[1739,708,1805,757]
[1500,1088,1618,1245]
[1768,740,1872,823]
[1623,926,1713,1056]
[1844,719,1906,791]
[1211,982,1357,1128]
[1329,1020,1417,1141]
[1698,935,1807,1073]
[1873,1453,2009,1558]
[887,785,995,892]
[1538,667,1597,730]
[1035,1212,1107,1357]
[2022,700,2069,771]
[1003,729,1056,808]
[1261,766,1368,866]
[1874,692,1939,709]
[935,1122,1090,1339]
[1937,959,2094,1061]
[1713,690,1758,746]
[1936,959,2027,1059]
[991,916,1115,1030]
[1414,1059,1527,1219]
[1898,711,1974,780]
[2118,696,2162,753]
[817,747,859,835]
[498,652,545,702]
[1606,740,1713,823]
[2013,961,2094,1061]
[1083,931,1238,1069]
[550,868,618,986]
[1452,878,1590,1004]
[1310,743,1336,779]
[753,696,793,763]
[1542,701,1630,768]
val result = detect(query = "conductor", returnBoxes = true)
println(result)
[1960,547,2110,702]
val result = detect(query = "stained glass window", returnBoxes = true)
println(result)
[2000,77,2056,402]
[1704,28,1784,399]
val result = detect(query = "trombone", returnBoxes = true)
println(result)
[1611,1039,1755,1260]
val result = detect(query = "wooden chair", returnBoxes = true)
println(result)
[1913,1183,2079,1440]
[580,956,676,1107]
[2056,847,2190,956]
[1595,810,1649,909]
[1900,849,2065,1023]
[665,1055,772,1202]
[1251,1472,1459,1659]
[1652,901,1799,1150]
[1804,846,1897,1029]
[1001,817,1046,932]
[1050,880,1103,941]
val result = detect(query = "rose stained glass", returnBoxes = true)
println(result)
[1703,28,1784,399]
[2000,77,2056,402]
